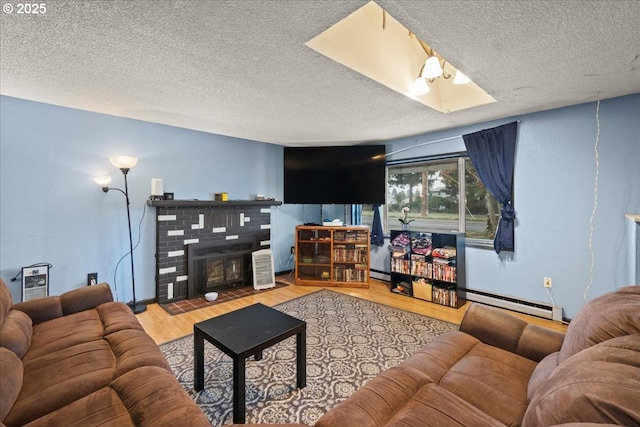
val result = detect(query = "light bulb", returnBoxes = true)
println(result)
[412,77,430,95]
[421,56,443,79]
[109,156,138,169]
[453,71,471,85]
[94,176,112,187]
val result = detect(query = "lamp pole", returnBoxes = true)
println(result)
[120,168,145,314]
[96,156,145,314]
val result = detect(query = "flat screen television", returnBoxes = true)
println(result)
[284,145,386,204]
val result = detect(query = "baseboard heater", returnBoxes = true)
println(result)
[370,269,390,282]
[371,269,556,321]
[462,289,554,320]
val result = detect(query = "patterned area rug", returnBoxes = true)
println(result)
[160,289,457,426]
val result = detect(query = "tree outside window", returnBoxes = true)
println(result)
[464,159,500,241]
[361,156,498,245]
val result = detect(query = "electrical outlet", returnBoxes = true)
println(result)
[290,246,295,254]
[87,273,98,286]
[543,277,552,288]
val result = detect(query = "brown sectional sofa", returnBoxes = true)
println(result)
[0,279,210,427]
[3,276,639,427]
[240,285,640,427]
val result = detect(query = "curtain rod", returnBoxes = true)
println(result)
[385,135,459,158]
[385,120,521,158]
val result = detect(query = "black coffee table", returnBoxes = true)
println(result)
[194,303,306,424]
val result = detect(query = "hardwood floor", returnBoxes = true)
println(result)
[136,276,568,345]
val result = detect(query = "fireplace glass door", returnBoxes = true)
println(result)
[198,252,251,293]
[188,238,258,298]
[206,259,224,285]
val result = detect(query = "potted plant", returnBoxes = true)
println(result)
[399,206,414,230]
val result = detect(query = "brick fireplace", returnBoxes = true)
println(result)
[148,199,281,303]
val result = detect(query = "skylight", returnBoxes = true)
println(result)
[306,1,496,113]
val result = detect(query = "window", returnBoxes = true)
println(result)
[361,155,498,245]
[387,159,460,232]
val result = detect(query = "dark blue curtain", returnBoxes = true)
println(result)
[370,204,384,246]
[463,122,518,253]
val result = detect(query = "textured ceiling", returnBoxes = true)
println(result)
[1,1,639,146]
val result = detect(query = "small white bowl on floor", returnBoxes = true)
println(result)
[204,292,218,302]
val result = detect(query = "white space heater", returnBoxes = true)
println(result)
[22,265,49,302]
[252,249,276,290]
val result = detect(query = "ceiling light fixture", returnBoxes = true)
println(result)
[412,37,471,95]
[307,2,495,113]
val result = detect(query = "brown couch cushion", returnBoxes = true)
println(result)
[459,302,564,363]
[0,310,32,359]
[105,329,170,377]
[401,331,537,427]
[527,350,560,401]
[11,283,113,326]
[111,366,212,426]
[315,364,505,427]
[314,365,432,427]
[558,285,640,364]
[98,301,145,336]
[459,303,527,352]
[0,348,22,423]
[384,383,505,427]
[22,309,104,362]
[60,282,113,315]
[5,340,116,426]
[21,367,211,427]
[21,386,133,427]
[523,335,640,426]
[398,331,478,382]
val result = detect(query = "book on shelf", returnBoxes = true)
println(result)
[391,258,410,274]
[333,245,368,263]
[432,285,457,307]
[334,266,368,282]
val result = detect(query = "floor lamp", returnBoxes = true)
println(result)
[95,156,146,314]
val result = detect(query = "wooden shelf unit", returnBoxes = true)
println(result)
[295,225,370,288]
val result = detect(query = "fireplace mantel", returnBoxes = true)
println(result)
[147,199,282,208]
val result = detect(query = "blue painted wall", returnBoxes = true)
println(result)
[0,96,309,303]
[2,94,639,318]
[372,94,640,318]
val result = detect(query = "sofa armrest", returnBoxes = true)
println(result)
[12,283,113,325]
[460,302,564,362]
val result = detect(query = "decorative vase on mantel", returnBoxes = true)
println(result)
[401,223,410,231]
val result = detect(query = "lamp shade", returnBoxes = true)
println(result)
[412,77,430,95]
[422,56,443,79]
[109,156,138,169]
[94,176,112,187]
[453,71,471,85]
